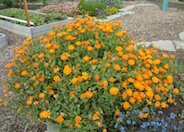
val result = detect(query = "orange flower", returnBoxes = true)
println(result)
[75,116,82,123]
[154,94,161,101]
[15,83,21,89]
[39,93,45,99]
[49,90,54,95]
[81,91,93,99]
[152,77,159,83]
[21,70,29,76]
[60,52,70,61]
[129,97,136,104]
[38,53,45,59]
[93,112,100,120]
[113,64,121,71]
[109,87,119,95]
[33,62,39,67]
[83,56,90,61]
[56,115,64,123]
[128,59,135,66]
[54,67,60,73]
[126,89,133,96]
[143,113,149,118]
[39,111,51,119]
[53,76,61,82]
[122,102,130,110]
[63,65,72,75]
[122,54,129,60]
[167,75,173,83]
[115,46,123,52]
[173,88,179,94]
[68,45,75,51]
[161,102,167,108]
[155,101,161,107]
[70,91,75,97]
[5,63,13,69]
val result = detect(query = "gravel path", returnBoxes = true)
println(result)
[122,2,184,41]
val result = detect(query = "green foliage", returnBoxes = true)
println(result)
[1,0,14,7]
[105,7,119,16]
[78,0,106,16]
[0,9,66,26]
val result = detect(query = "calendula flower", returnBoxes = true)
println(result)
[173,88,179,94]
[21,70,29,76]
[128,59,135,66]
[122,102,130,110]
[63,65,72,75]
[56,115,64,123]
[109,87,119,95]
[53,76,61,82]
[75,116,82,123]
[81,91,93,99]
[15,83,21,89]
[39,93,45,99]
[39,110,51,119]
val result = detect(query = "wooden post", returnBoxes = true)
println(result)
[162,0,169,12]
[23,0,30,27]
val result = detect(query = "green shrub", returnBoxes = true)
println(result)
[105,7,119,16]
[1,0,14,7]
[78,0,106,16]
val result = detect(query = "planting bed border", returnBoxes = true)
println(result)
[0,17,74,38]
[0,33,7,49]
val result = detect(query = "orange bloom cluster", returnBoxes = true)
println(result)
[2,16,180,131]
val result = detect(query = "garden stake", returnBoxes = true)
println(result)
[23,0,30,27]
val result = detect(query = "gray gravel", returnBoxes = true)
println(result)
[122,3,184,41]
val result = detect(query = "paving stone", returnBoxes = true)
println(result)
[173,40,184,50]
[151,40,176,51]
[0,33,8,49]
[179,31,184,41]
[136,40,176,51]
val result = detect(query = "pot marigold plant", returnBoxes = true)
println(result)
[1,16,181,131]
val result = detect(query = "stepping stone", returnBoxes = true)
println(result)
[136,40,176,51]
[0,33,8,49]
[179,31,184,41]
[173,41,184,50]
[151,40,176,51]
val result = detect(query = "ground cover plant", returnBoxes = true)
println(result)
[0,8,66,26]
[0,16,183,131]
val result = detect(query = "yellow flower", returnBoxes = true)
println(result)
[39,111,51,119]
[125,89,133,96]
[83,56,90,61]
[63,65,72,75]
[60,52,70,61]
[54,67,60,73]
[82,72,88,80]
[109,87,119,95]
[53,75,61,82]
[115,46,123,52]
[152,77,159,83]
[68,45,75,51]
[173,88,179,94]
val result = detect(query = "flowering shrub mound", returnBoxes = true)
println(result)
[2,16,180,131]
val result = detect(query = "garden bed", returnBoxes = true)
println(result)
[0,33,7,49]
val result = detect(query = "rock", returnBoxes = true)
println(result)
[179,31,184,41]
[173,40,184,50]
[151,40,176,51]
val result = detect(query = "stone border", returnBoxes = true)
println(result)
[0,33,8,49]
[0,17,74,38]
